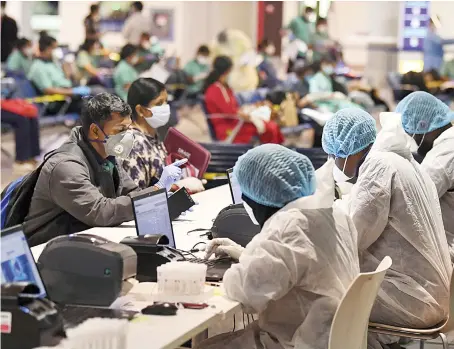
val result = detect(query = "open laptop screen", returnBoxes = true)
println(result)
[132,188,175,248]
[227,168,243,204]
[1,226,47,298]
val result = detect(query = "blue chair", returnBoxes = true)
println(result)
[200,142,253,189]
[387,72,418,103]
[7,76,79,127]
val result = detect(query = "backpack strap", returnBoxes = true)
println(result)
[1,177,24,229]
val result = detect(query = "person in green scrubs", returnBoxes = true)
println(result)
[113,44,139,101]
[28,35,90,97]
[134,32,161,73]
[286,7,316,46]
[312,18,334,63]
[183,45,211,96]
[6,37,33,75]
[76,38,101,84]
[441,58,454,80]
[27,35,90,116]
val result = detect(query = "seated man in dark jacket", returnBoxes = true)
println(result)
[24,93,139,246]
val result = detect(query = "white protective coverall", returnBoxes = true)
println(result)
[421,126,454,261]
[347,114,452,349]
[199,160,360,349]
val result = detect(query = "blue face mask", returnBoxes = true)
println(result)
[322,65,334,75]
[304,75,313,83]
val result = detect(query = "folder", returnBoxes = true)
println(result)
[164,127,211,179]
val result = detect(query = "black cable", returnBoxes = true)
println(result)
[243,312,246,329]
[247,314,251,325]
[232,314,236,332]
[190,241,207,252]
[167,246,198,260]
[187,228,210,236]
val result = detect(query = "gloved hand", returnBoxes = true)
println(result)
[156,160,185,191]
[175,177,205,194]
[72,86,91,96]
[205,238,244,261]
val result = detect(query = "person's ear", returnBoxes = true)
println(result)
[135,105,146,119]
[136,104,153,119]
[90,123,100,139]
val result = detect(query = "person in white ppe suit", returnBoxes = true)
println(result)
[322,108,452,349]
[200,144,360,349]
[396,91,454,261]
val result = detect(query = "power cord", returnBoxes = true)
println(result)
[186,228,210,236]
[232,314,236,332]
[190,242,207,253]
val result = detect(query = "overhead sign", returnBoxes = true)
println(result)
[401,1,430,51]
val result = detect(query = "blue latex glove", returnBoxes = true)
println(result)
[72,86,91,96]
[156,159,186,191]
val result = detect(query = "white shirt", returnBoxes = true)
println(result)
[122,12,150,45]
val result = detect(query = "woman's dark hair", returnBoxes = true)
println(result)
[257,38,270,51]
[197,45,210,55]
[425,69,441,81]
[316,17,327,27]
[202,55,233,92]
[90,3,99,14]
[127,78,166,121]
[80,39,98,53]
[132,1,143,12]
[401,71,428,92]
[120,44,137,60]
[16,37,31,50]
[39,35,56,52]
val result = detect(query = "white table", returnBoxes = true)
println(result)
[32,185,241,349]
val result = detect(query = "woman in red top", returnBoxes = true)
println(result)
[203,56,283,144]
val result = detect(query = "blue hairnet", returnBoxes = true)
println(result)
[322,108,377,158]
[396,91,454,134]
[233,144,316,208]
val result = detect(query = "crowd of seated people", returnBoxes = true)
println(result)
[2,3,454,349]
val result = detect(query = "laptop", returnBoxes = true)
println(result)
[0,225,136,328]
[226,168,243,204]
[130,188,232,281]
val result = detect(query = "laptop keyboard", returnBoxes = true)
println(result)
[61,306,136,327]
[188,257,232,267]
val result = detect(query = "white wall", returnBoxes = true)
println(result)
[9,1,256,65]
[180,1,256,64]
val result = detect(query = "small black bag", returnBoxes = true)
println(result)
[210,204,261,247]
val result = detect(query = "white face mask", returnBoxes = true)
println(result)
[265,45,276,56]
[131,56,139,65]
[142,42,151,50]
[24,47,34,57]
[308,13,317,23]
[317,25,328,33]
[93,127,135,159]
[196,55,209,65]
[52,48,63,61]
[243,201,259,226]
[322,65,334,75]
[332,157,353,183]
[146,104,171,129]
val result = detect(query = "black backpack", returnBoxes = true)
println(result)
[0,144,80,230]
